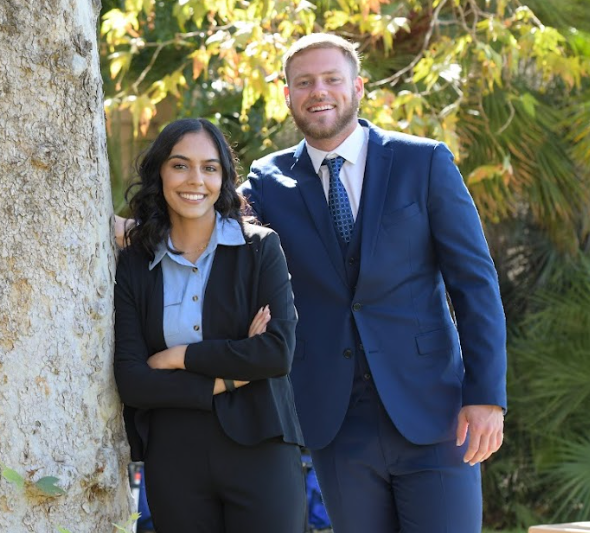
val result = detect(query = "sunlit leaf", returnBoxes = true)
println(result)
[1,467,24,489]
[519,93,538,118]
[466,164,505,185]
[108,52,132,80]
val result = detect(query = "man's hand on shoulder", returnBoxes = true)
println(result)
[114,215,132,248]
[456,404,504,466]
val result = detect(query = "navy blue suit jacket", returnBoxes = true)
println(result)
[239,119,507,450]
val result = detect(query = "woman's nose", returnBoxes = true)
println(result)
[187,169,204,185]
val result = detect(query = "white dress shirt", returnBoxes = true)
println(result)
[305,124,369,220]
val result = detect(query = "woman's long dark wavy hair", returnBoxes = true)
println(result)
[125,118,245,259]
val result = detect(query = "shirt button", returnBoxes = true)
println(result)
[193,325,200,331]
[348,257,356,265]
[359,344,364,352]
[352,303,362,311]
[192,295,199,301]
[343,349,352,359]
[363,373,371,381]
[192,267,198,273]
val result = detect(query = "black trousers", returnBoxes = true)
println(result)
[144,407,306,533]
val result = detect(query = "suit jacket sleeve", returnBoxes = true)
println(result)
[239,167,265,223]
[184,230,297,381]
[114,249,215,410]
[428,143,507,408]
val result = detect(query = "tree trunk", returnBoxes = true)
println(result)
[0,0,132,531]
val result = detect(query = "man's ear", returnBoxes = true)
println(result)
[354,76,364,101]
[284,86,291,108]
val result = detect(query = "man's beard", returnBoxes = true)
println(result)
[290,91,359,141]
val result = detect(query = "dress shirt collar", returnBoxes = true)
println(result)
[149,211,245,270]
[305,123,366,174]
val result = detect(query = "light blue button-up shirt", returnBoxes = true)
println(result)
[149,212,245,348]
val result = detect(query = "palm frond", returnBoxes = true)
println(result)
[543,438,590,520]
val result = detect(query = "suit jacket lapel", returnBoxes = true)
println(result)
[292,142,348,284]
[359,130,395,273]
[145,264,168,352]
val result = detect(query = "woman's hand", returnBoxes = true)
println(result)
[249,305,271,337]
[147,345,187,370]
[213,306,268,394]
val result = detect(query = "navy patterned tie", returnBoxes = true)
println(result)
[324,156,354,243]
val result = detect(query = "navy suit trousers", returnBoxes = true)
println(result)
[311,381,482,533]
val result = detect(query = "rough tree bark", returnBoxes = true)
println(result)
[0,0,132,531]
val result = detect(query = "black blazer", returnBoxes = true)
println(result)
[114,222,303,461]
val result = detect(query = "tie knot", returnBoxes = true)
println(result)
[323,156,345,177]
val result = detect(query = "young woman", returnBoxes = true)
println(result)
[114,118,306,533]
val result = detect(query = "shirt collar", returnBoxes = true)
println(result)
[306,123,366,175]
[149,212,245,270]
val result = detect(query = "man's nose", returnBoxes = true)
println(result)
[310,81,328,98]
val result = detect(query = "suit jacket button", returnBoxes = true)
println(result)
[343,349,353,359]
[352,302,362,311]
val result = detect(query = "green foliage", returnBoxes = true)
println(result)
[113,512,142,533]
[34,476,67,497]
[1,461,138,532]
[508,257,590,523]
[0,462,66,497]
[99,0,590,252]
[1,465,25,489]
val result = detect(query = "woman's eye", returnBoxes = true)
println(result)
[205,165,219,172]
[173,163,187,169]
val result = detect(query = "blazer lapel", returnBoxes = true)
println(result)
[145,264,168,352]
[292,142,348,284]
[358,130,395,275]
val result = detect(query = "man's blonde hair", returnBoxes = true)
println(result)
[283,33,361,84]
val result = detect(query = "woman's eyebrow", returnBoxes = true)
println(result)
[166,153,190,161]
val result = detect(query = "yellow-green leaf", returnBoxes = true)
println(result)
[108,52,132,80]
[2,467,24,489]
[466,164,504,185]
[520,93,538,118]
